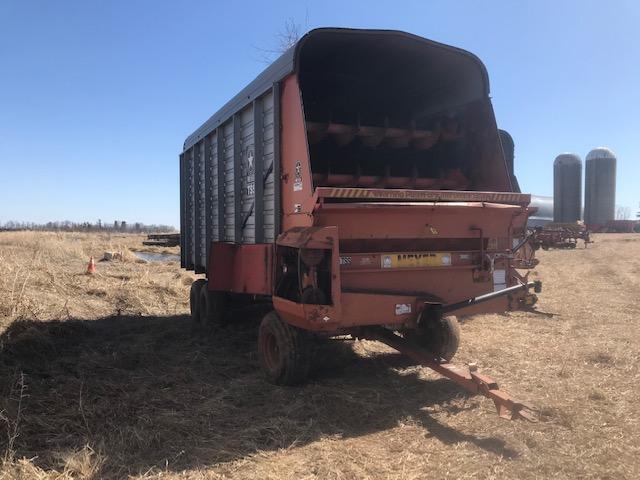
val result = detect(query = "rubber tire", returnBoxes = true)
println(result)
[406,316,460,361]
[198,285,227,326]
[258,311,311,385]
[190,279,207,322]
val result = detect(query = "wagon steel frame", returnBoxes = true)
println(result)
[180,28,543,420]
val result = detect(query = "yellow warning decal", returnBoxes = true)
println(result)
[381,252,452,269]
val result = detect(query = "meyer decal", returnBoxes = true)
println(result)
[381,252,453,268]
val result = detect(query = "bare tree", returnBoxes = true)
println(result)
[276,18,301,53]
[615,205,631,220]
[254,18,303,64]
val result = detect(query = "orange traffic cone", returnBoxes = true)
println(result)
[86,256,96,274]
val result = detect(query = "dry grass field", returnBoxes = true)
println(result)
[1,231,639,479]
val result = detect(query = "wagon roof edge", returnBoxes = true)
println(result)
[182,28,490,151]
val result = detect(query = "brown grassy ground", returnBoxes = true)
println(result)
[0,231,639,479]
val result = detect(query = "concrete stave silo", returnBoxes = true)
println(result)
[584,147,616,228]
[553,153,582,223]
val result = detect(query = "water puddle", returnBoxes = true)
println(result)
[133,251,180,263]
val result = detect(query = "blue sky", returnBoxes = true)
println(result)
[1,0,638,227]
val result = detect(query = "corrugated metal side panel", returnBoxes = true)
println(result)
[239,103,256,243]
[181,85,280,274]
[209,131,220,243]
[262,90,276,243]
[203,134,213,267]
[223,121,235,242]
[183,47,295,150]
[253,97,264,243]
[216,129,225,242]
[179,153,186,268]
[273,82,282,238]
[233,114,242,242]
[185,147,195,269]
[194,140,207,272]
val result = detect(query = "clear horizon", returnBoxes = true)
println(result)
[1,0,639,228]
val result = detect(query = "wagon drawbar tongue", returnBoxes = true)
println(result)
[360,281,541,422]
[363,327,538,421]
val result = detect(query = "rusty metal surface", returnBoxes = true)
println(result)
[280,75,314,231]
[315,187,531,206]
[314,201,527,239]
[364,327,538,422]
[207,243,273,294]
[439,281,541,315]
[269,198,537,331]
[276,226,335,249]
[533,223,592,250]
[184,29,541,342]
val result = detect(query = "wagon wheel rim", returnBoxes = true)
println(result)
[261,330,281,371]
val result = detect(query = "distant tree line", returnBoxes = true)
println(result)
[0,219,176,233]
[615,206,632,221]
